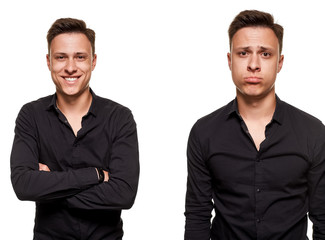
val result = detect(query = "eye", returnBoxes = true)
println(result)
[262,52,271,57]
[239,51,247,56]
[55,56,65,60]
[76,55,87,61]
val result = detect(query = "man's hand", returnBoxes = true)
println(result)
[96,168,109,182]
[103,170,109,182]
[39,163,51,172]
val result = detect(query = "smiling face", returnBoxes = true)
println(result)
[227,27,284,100]
[46,33,97,99]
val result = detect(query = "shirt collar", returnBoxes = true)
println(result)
[46,88,98,117]
[226,95,284,125]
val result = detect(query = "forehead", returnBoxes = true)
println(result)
[50,33,92,53]
[231,27,279,50]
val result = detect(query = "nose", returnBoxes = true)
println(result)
[247,54,260,72]
[65,58,77,74]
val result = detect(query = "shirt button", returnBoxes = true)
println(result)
[256,218,261,223]
[256,188,261,193]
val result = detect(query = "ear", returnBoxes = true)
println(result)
[46,54,51,71]
[227,52,232,71]
[277,54,284,73]
[92,54,97,71]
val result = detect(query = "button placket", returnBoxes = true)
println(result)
[72,140,80,157]
[255,151,264,235]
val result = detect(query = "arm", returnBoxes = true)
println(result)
[65,109,140,210]
[184,125,213,240]
[308,124,325,239]
[10,104,99,202]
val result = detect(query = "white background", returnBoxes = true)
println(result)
[1,0,324,239]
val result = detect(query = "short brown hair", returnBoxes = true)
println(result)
[47,18,95,56]
[228,10,284,53]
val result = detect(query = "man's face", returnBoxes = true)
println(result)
[227,27,284,99]
[47,33,97,98]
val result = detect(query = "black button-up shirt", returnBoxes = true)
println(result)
[185,96,325,240]
[11,90,139,240]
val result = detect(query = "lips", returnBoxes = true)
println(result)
[62,76,80,82]
[244,77,262,83]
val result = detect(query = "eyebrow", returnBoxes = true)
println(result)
[259,46,272,51]
[52,52,88,55]
[52,52,67,55]
[234,46,274,52]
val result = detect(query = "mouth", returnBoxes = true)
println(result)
[245,77,262,84]
[62,76,81,82]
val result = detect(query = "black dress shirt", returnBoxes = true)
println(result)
[11,89,139,240]
[185,96,325,240]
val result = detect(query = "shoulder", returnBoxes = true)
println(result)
[282,100,323,128]
[280,100,325,138]
[18,95,53,118]
[15,95,54,130]
[21,95,53,110]
[191,100,234,137]
[93,95,133,116]
[195,101,233,128]
[92,95,136,127]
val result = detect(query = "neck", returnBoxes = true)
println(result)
[236,90,276,122]
[56,88,92,116]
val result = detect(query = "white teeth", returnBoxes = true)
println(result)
[65,78,77,81]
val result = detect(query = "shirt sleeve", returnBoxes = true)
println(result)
[10,104,99,202]
[308,123,325,239]
[184,124,213,240]
[65,109,140,210]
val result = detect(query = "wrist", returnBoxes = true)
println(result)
[96,168,104,183]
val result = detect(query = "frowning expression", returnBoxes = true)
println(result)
[227,27,284,99]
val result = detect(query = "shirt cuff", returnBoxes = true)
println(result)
[74,167,99,188]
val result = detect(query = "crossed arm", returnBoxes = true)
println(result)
[11,104,139,210]
[39,163,109,182]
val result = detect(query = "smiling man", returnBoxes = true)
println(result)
[11,18,139,240]
[184,10,325,239]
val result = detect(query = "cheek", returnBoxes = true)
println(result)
[51,62,65,73]
[264,62,279,77]
[230,61,243,79]
[231,58,246,71]
[78,61,92,72]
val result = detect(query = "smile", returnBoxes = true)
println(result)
[63,76,80,82]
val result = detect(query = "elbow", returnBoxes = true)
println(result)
[12,184,35,201]
[108,172,139,210]
[12,181,38,201]
[11,171,38,201]
[122,195,136,210]
[15,192,31,201]
[119,187,137,209]
[113,182,138,209]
